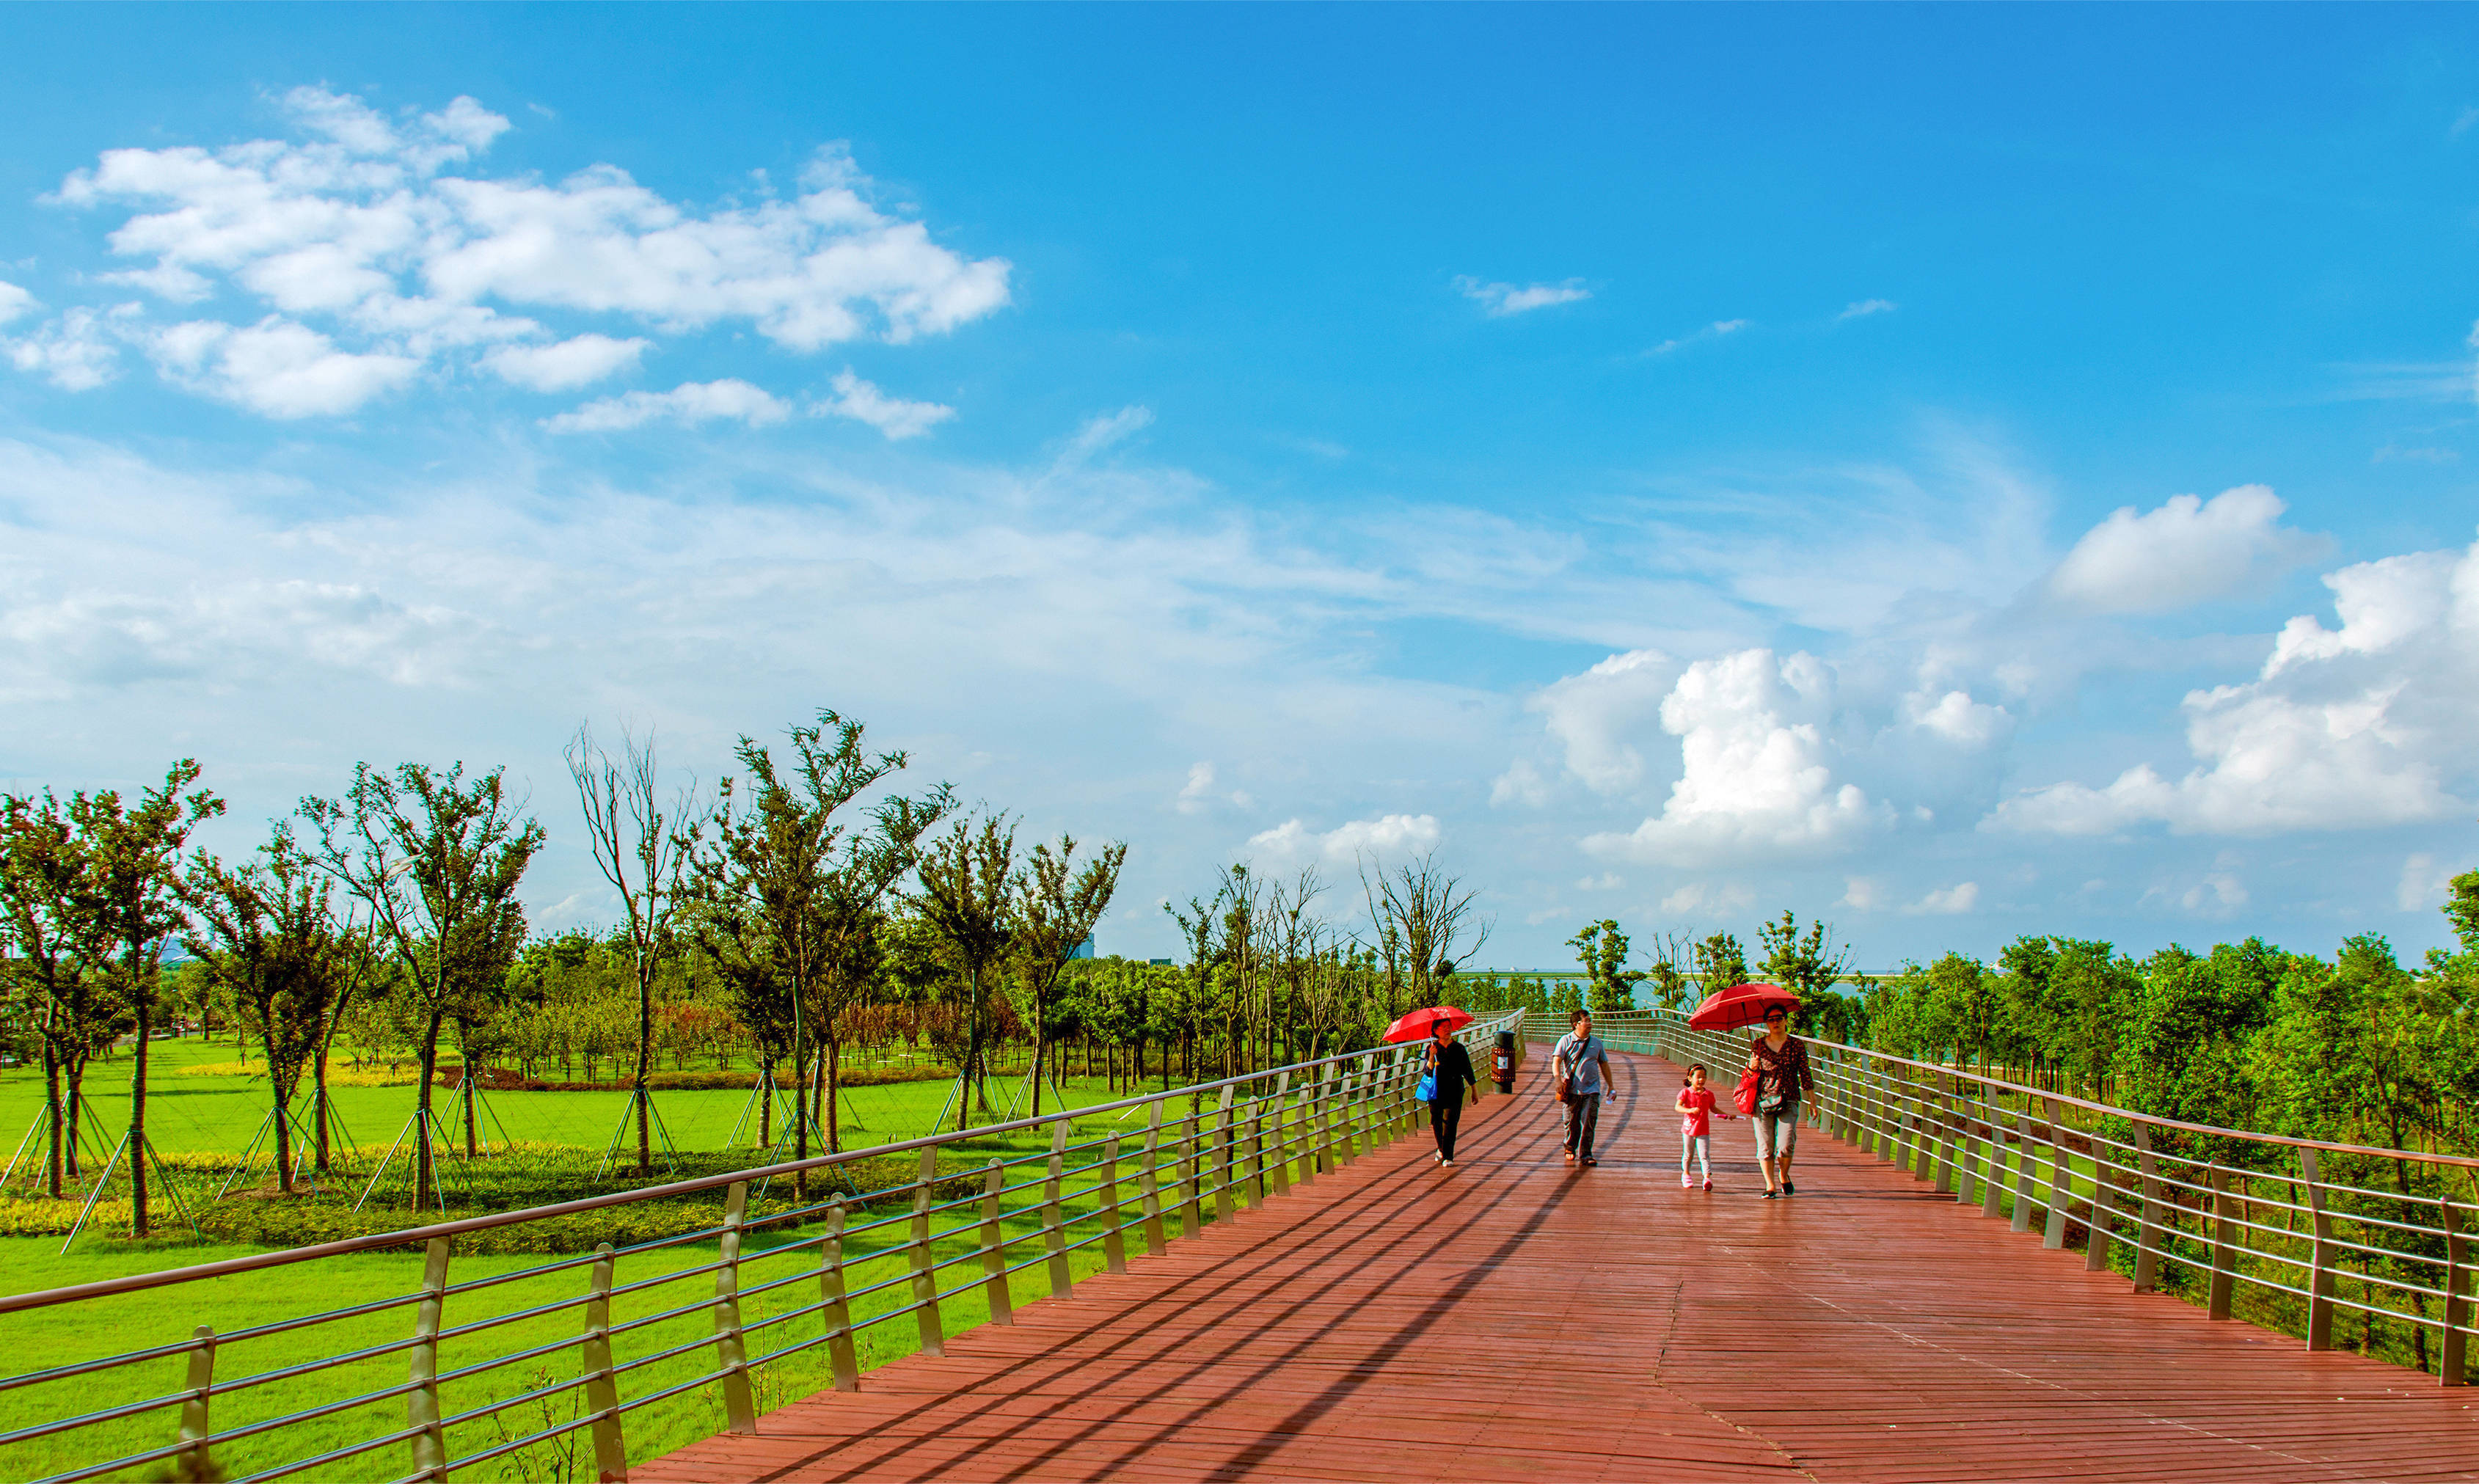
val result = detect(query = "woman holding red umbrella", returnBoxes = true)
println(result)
[1423,1020,1478,1166]
[1744,1003,1813,1198]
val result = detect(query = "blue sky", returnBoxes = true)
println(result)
[4,4,2477,971]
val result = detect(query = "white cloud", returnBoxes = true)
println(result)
[0,281,34,326]
[542,378,789,433]
[1489,757,1550,808]
[29,86,1009,416]
[5,306,128,390]
[1839,876,1885,911]
[1581,649,1894,866]
[1176,761,1216,816]
[1530,648,1679,793]
[1647,319,1748,356]
[1454,276,1590,317]
[1576,872,1623,891]
[2180,873,2247,913]
[1837,299,1897,321]
[1993,536,2479,837]
[1247,813,1440,865]
[2398,853,2465,912]
[1659,880,1753,917]
[2045,485,2318,614]
[1904,881,1979,915]
[481,333,647,392]
[150,317,418,417]
[817,370,952,440]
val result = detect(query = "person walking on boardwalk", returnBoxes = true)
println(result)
[1743,1004,1812,1198]
[1553,1008,1615,1167]
[1675,1063,1734,1191]
[1424,1020,1478,1167]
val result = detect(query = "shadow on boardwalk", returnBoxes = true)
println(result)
[642,1048,2479,1483]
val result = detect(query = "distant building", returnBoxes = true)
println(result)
[1067,937,1095,960]
[1149,957,1174,966]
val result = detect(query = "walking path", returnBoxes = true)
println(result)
[642,1047,2479,1483]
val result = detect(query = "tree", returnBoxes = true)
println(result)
[184,826,354,1194]
[0,790,121,1198]
[910,815,1019,1126]
[302,762,541,1212]
[567,724,705,1176]
[1165,882,1227,1086]
[1641,931,1696,1012]
[1757,910,1851,1004]
[1693,930,1748,993]
[1015,835,1125,1115]
[1569,920,1646,1012]
[1359,852,1490,1012]
[1924,952,1998,1070]
[690,710,940,1192]
[75,761,224,1235]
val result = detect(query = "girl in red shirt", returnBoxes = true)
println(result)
[1675,1063,1734,1190]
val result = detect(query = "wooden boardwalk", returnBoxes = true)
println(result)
[643,1047,2479,1483]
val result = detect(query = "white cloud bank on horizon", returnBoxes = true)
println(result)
[1,86,1004,420]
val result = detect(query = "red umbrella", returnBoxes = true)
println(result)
[1382,1005,1474,1044]
[1686,981,1800,1032]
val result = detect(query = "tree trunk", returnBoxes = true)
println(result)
[131,982,152,1238]
[1030,975,1045,1119]
[314,1048,332,1174]
[635,959,654,1176]
[273,1085,295,1195]
[416,1008,444,1212]
[758,1059,773,1146]
[825,1029,841,1152]
[42,1037,63,1200]
[460,1020,479,1160]
[63,1053,87,1183]
[961,962,986,1130]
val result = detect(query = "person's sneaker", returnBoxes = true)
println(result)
[1682,1174,1694,1188]
[1563,1152,1576,1165]
[1762,1189,1778,1199]
[1702,1179,1713,1192]
[1440,1158,1455,1168]
[1783,1181,1796,1195]
[1583,1156,1598,1166]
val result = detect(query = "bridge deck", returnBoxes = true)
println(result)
[643,1047,2478,1483]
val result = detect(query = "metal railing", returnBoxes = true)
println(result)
[1539,1010,2476,1385]
[0,1011,1520,1483]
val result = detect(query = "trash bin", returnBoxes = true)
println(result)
[1492,1029,1517,1094]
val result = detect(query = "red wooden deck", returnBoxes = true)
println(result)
[642,1047,2479,1483]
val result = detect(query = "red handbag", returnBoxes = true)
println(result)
[1734,1066,1761,1116]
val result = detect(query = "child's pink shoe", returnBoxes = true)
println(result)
[1702,1179,1712,1191]
[1681,1174,1693,1188]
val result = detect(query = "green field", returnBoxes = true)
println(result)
[0,1035,1370,1481]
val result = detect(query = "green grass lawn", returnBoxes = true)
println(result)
[0,1042,1399,1482]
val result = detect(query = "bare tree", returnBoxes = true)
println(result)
[1015,835,1125,1115]
[1359,851,1490,1013]
[567,723,705,1176]
[1263,866,1325,1066]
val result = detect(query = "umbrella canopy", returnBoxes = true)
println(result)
[1382,1005,1475,1044]
[1686,981,1800,1032]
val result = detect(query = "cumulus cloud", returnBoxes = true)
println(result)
[1660,880,1753,917]
[543,379,790,433]
[2045,486,2319,614]
[817,370,953,440]
[1904,882,1979,915]
[1581,649,1895,866]
[1489,757,1550,808]
[1529,648,1679,794]
[1247,813,1441,865]
[481,333,647,392]
[1993,536,2479,836]
[0,281,34,326]
[5,305,128,390]
[1455,276,1590,317]
[1176,761,1216,816]
[150,317,418,417]
[2398,853,2464,912]
[1839,876,1885,911]
[25,85,1010,414]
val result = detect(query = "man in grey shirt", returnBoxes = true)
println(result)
[1555,1008,1616,1167]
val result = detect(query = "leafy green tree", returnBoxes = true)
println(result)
[303,761,541,1212]
[76,760,224,1235]
[910,814,1019,1126]
[1693,931,1748,994]
[1015,836,1125,1114]
[2114,939,2283,1149]
[1568,919,1646,1012]
[184,826,355,1193]
[0,789,124,1197]
[1926,952,2000,1070]
[1756,910,1850,998]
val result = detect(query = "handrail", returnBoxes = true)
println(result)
[1539,1009,2477,1386]
[0,1010,1522,1483]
